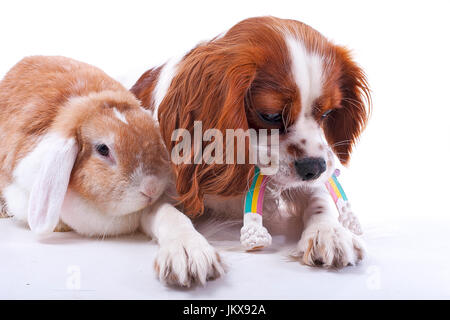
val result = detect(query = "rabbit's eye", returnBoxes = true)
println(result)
[96,144,110,157]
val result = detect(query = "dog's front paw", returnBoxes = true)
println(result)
[154,233,226,287]
[293,219,365,268]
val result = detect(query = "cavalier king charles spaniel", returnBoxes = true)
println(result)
[132,16,371,287]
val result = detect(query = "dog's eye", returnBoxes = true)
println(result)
[321,109,333,120]
[258,112,282,123]
[96,144,110,157]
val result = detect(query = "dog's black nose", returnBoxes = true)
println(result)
[294,157,327,181]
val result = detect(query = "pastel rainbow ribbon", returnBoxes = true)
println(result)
[325,169,348,209]
[244,167,268,215]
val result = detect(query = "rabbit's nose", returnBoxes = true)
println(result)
[140,176,159,199]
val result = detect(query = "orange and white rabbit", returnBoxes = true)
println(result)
[0,56,170,236]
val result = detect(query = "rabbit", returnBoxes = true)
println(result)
[0,56,171,237]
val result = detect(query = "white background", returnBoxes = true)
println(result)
[1,0,449,299]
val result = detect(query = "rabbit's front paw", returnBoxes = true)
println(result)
[154,233,226,287]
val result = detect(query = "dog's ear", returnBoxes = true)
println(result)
[130,66,163,111]
[158,44,258,216]
[323,46,371,165]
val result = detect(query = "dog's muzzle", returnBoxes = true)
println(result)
[294,157,326,181]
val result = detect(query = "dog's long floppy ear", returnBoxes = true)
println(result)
[158,43,259,216]
[28,134,78,235]
[324,46,371,165]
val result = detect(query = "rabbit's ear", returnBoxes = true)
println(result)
[28,136,78,235]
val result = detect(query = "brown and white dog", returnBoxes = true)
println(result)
[132,16,371,287]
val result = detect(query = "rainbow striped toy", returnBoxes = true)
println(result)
[240,167,272,250]
[240,167,361,251]
[325,169,362,235]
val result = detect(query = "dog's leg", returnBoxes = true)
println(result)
[292,186,365,268]
[140,198,226,287]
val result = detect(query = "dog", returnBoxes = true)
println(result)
[133,16,371,287]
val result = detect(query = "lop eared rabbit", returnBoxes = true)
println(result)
[0,56,170,236]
